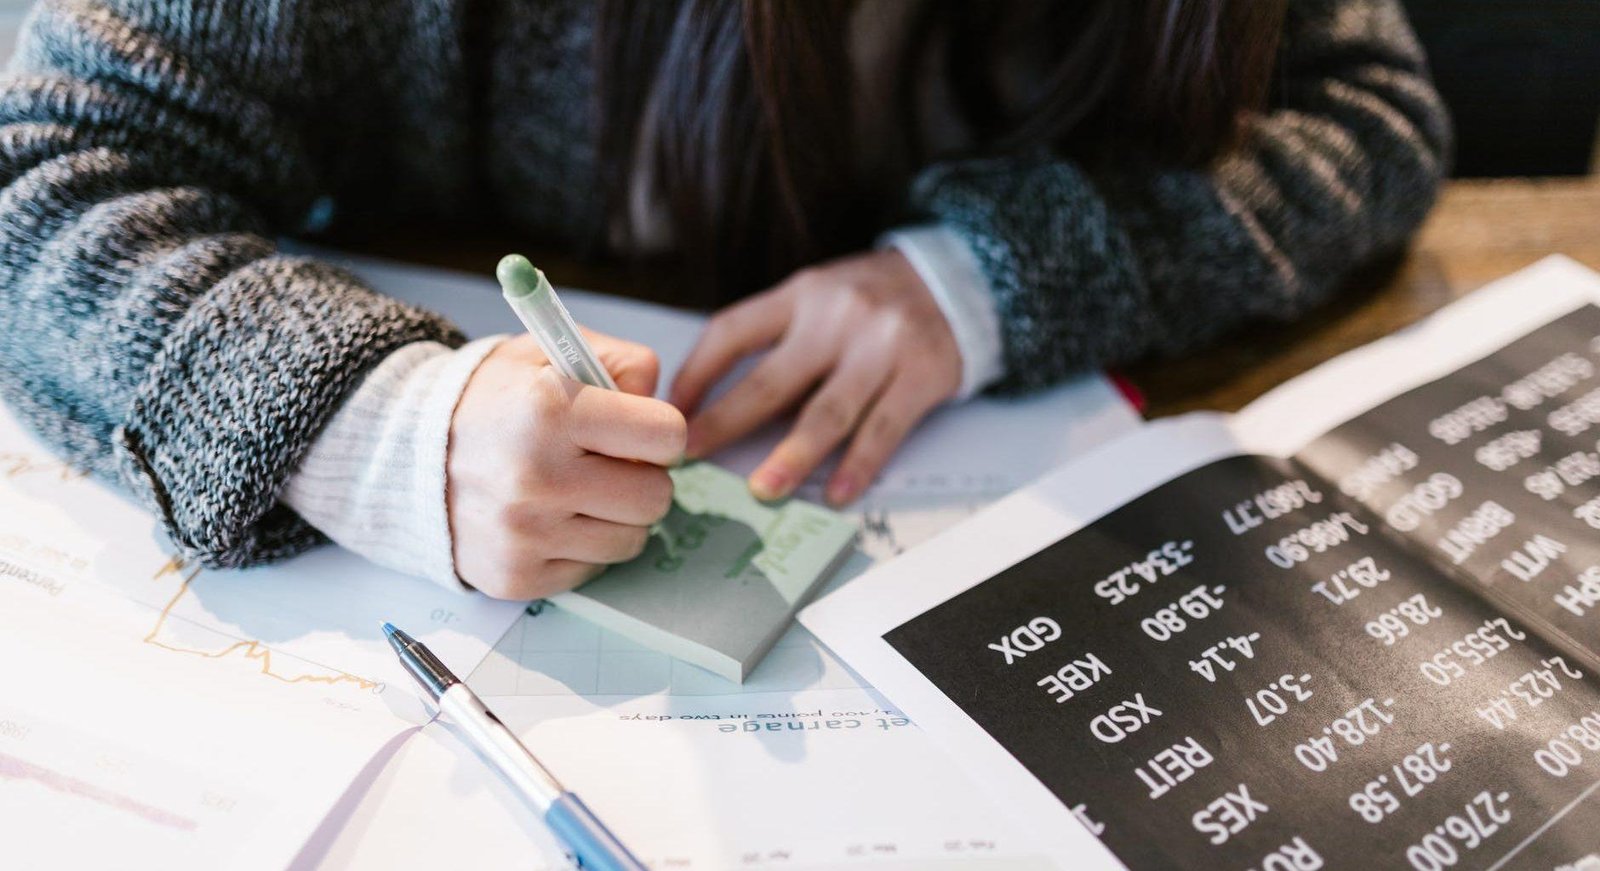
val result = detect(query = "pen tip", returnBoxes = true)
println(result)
[381,621,398,639]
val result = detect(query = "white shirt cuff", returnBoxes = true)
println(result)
[282,336,509,591]
[880,224,1005,399]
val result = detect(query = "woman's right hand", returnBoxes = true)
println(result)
[446,333,687,599]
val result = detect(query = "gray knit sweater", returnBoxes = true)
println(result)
[0,0,1449,569]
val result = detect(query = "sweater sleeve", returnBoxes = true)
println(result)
[909,0,1452,394]
[0,1,463,567]
[282,337,507,591]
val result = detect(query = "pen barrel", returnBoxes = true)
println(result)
[546,793,649,871]
[438,685,564,812]
[499,263,620,391]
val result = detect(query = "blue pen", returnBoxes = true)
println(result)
[383,623,647,871]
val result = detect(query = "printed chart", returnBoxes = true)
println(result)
[0,704,271,868]
[0,392,524,871]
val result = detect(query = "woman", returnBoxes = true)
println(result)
[0,0,1449,598]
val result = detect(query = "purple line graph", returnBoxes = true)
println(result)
[0,749,197,832]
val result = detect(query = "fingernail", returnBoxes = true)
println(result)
[827,474,857,506]
[750,468,790,501]
[683,427,703,459]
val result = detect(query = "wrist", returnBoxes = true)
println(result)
[878,224,1005,399]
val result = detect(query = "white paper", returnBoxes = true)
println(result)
[0,569,393,871]
[300,253,1143,870]
[0,414,525,870]
[798,256,1600,868]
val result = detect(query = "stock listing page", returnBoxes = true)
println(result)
[884,306,1600,869]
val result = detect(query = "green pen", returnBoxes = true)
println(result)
[496,253,679,558]
[496,254,619,391]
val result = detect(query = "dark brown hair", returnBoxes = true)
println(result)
[595,0,1287,302]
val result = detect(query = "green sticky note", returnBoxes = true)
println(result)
[552,461,859,682]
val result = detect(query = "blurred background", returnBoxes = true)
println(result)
[1404,0,1599,176]
[0,0,1590,177]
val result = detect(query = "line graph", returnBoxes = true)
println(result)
[0,701,277,871]
[0,450,83,482]
[0,434,380,695]
[0,749,197,832]
[141,557,380,691]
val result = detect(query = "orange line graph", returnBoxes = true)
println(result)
[0,450,84,482]
[143,558,379,691]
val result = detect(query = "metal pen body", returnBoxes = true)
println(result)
[437,683,564,812]
[384,622,647,870]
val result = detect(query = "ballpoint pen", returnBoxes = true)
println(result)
[383,622,647,871]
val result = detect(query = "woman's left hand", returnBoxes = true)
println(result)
[669,249,962,506]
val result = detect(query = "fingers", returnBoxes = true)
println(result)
[683,340,831,459]
[534,560,606,596]
[585,328,661,397]
[568,454,675,526]
[566,385,687,465]
[668,288,792,413]
[749,340,896,500]
[826,374,945,505]
[503,558,602,599]
[553,515,653,565]
[453,548,602,601]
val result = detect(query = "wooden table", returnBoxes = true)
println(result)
[348,176,1600,418]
